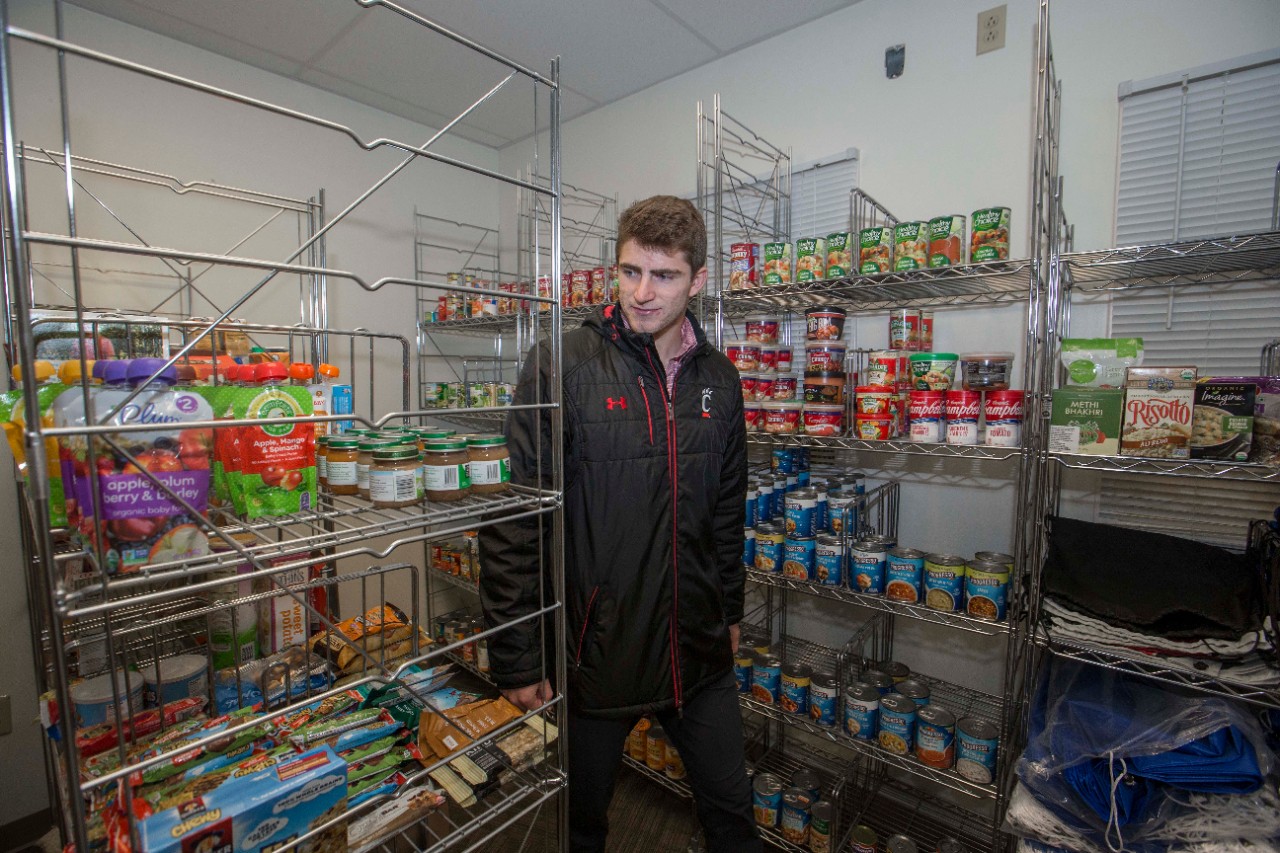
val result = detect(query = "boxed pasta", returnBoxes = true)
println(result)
[1191,382,1255,462]
[1049,388,1123,455]
[1120,366,1197,459]
[137,745,347,853]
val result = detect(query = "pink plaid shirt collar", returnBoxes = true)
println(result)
[620,312,698,396]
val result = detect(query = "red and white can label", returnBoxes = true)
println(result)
[945,390,981,445]
[984,390,1024,447]
[909,390,946,443]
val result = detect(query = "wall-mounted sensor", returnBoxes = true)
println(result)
[885,44,905,79]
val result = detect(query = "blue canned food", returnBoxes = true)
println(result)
[843,683,880,741]
[956,717,1000,785]
[782,536,817,580]
[797,469,810,487]
[885,548,926,604]
[809,672,839,727]
[784,488,818,537]
[877,693,917,755]
[815,534,843,586]
[755,523,785,574]
[828,494,858,536]
[745,483,759,527]
[772,447,796,474]
[851,539,887,594]
[753,773,784,828]
[780,788,813,845]
[751,654,783,705]
[796,446,810,472]
[781,663,812,716]
[965,560,1009,622]
[813,486,829,531]
[923,554,967,612]
[756,481,774,523]
[916,705,956,769]
[742,527,756,568]
[734,651,755,693]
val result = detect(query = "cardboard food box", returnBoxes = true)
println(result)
[1191,381,1256,462]
[1049,388,1123,455]
[1120,366,1197,459]
[138,745,348,853]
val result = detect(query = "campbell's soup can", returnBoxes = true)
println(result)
[859,226,893,274]
[908,390,946,443]
[730,242,761,290]
[754,374,776,400]
[971,207,1012,262]
[983,390,1024,447]
[889,308,921,351]
[893,221,928,271]
[758,345,779,374]
[865,350,900,387]
[928,215,967,267]
[945,390,982,445]
[724,340,761,372]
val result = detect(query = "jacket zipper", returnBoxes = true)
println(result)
[575,585,601,666]
[637,376,655,445]
[641,348,684,713]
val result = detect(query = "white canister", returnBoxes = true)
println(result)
[142,654,209,707]
[72,669,143,726]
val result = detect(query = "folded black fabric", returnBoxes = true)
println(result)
[1043,516,1261,641]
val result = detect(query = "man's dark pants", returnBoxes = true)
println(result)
[566,670,762,853]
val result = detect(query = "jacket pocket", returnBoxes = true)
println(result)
[574,585,601,666]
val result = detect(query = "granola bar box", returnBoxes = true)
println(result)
[1048,388,1123,455]
[138,745,348,853]
[1120,366,1197,459]
[1190,381,1255,462]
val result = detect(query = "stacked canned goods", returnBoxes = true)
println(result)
[623,718,687,781]
[849,542,1011,623]
[856,208,1010,274]
[752,765,826,844]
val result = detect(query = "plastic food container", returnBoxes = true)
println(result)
[855,414,893,440]
[804,372,846,405]
[908,352,959,391]
[805,342,847,373]
[745,313,779,344]
[960,352,1015,390]
[772,375,798,400]
[143,654,209,706]
[805,307,846,342]
[725,340,761,372]
[803,403,844,436]
[763,401,804,434]
[743,402,764,432]
[72,669,143,726]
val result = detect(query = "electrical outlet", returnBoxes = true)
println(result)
[977,4,1006,55]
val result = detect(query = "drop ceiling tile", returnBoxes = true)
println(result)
[652,0,862,53]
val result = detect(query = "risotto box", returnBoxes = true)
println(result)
[1190,381,1255,462]
[1048,388,1123,456]
[137,745,348,853]
[1120,366,1197,459]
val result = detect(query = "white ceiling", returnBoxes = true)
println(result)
[66,0,863,149]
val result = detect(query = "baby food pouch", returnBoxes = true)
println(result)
[67,358,214,574]
[193,363,244,514]
[232,361,316,519]
[2,361,69,527]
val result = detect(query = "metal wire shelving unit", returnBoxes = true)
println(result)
[1,1,570,850]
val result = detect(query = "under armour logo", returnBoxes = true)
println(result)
[606,396,627,410]
[701,387,713,417]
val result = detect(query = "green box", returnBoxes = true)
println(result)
[1049,388,1123,456]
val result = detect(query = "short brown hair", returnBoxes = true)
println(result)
[616,195,707,273]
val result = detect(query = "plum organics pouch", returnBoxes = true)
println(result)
[67,359,214,574]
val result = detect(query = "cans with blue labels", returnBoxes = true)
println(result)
[965,559,1010,622]
[780,788,812,845]
[773,474,788,513]
[851,538,888,594]
[845,471,866,495]
[877,692,917,755]
[751,653,783,705]
[809,671,839,727]
[815,534,844,586]
[828,493,858,536]
[862,668,895,695]
[784,487,818,537]
[924,553,967,612]
[756,479,774,522]
[916,704,956,769]
[790,768,821,802]
[752,773,784,828]
[754,522,785,574]
[956,716,1000,784]
[897,678,930,707]
[742,527,756,568]
[734,650,755,693]
[781,662,812,716]
[772,447,797,474]
[745,480,758,527]
[812,483,829,531]
[886,547,926,604]
[782,536,817,580]
[843,681,880,740]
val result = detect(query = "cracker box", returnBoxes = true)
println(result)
[138,745,348,853]
[1191,381,1256,462]
[1120,366,1197,459]
[1049,388,1123,455]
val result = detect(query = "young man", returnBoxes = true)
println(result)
[479,196,758,852]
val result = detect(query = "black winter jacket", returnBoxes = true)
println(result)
[478,304,748,719]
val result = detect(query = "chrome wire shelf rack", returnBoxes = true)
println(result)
[749,432,1023,461]
[1061,230,1280,291]
[1049,451,1280,482]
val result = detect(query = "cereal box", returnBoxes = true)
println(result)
[794,237,827,282]
[1120,366,1197,459]
[762,242,791,286]
[137,745,348,853]
[1191,381,1255,462]
[1049,388,1123,455]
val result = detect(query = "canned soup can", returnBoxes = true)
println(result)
[825,232,853,278]
[928,215,967,267]
[965,559,1010,622]
[780,788,813,844]
[956,716,1001,785]
[916,704,956,769]
[844,682,880,740]
[815,534,844,586]
[754,523,785,573]
[859,226,894,274]
[780,662,812,716]
[878,692,918,754]
[734,650,755,693]
[752,654,783,705]
[893,221,929,271]
[885,547,925,603]
[753,773,784,827]
[851,538,888,594]
[782,536,817,581]
[971,207,1011,262]
[923,553,967,612]
[809,671,840,727]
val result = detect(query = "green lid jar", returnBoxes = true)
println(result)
[466,434,511,494]
[326,436,360,494]
[423,439,471,501]
[357,438,397,498]
[369,445,422,508]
